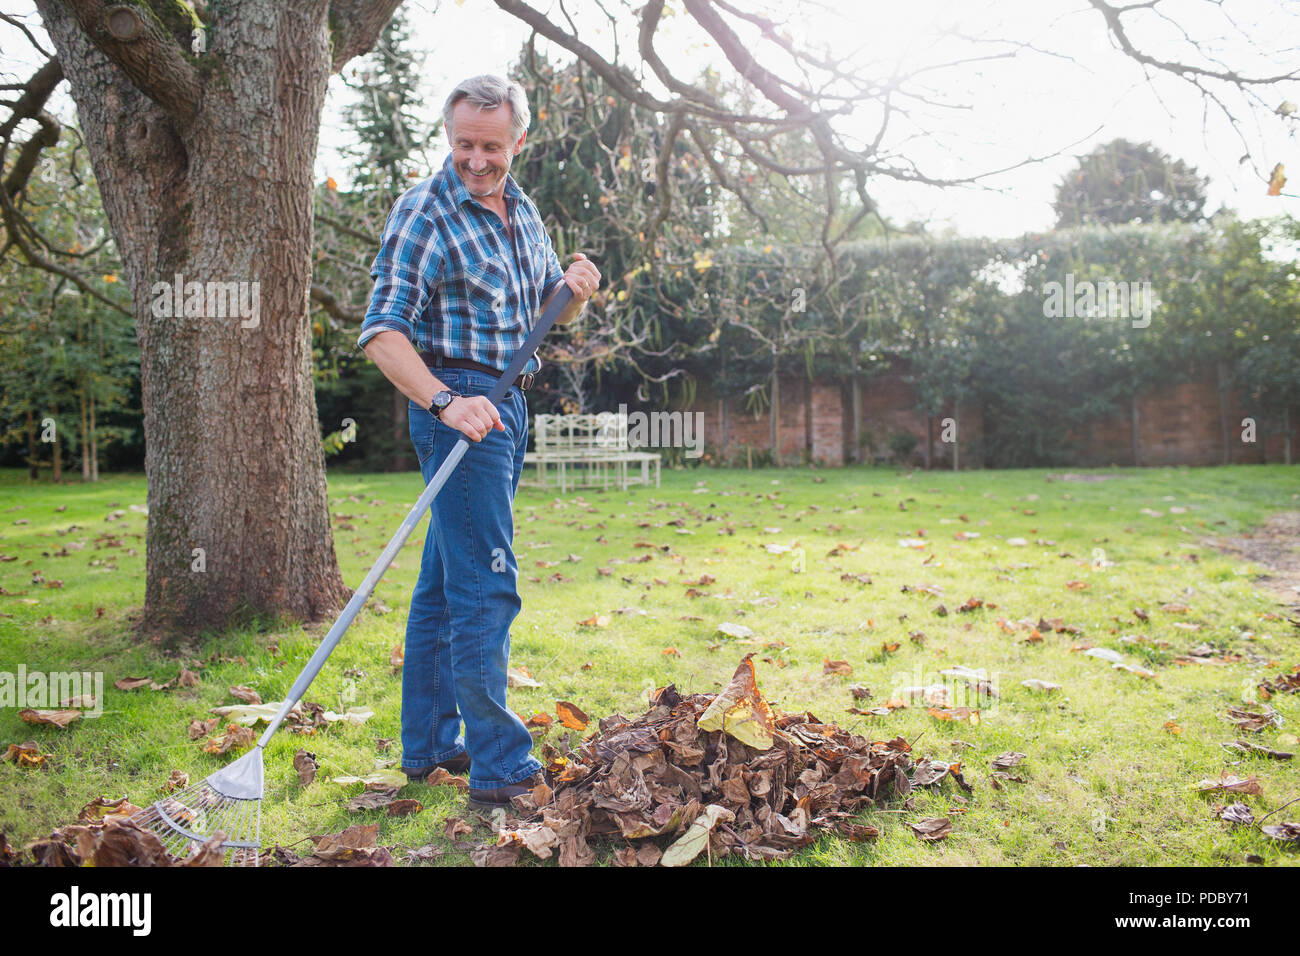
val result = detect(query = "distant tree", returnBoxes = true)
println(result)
[1054,139,1209,227]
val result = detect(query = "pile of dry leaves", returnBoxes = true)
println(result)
[478,654,970,866]
[3,656,972,868]
[0,796,227,868]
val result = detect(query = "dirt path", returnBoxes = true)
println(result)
[1208,511,1300,613]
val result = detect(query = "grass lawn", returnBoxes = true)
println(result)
[1,463,1298,866]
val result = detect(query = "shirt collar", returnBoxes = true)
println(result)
[443,152,522,209]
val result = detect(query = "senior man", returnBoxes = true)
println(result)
[358,74,599,809]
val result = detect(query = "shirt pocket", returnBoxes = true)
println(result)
[462,255,509,318]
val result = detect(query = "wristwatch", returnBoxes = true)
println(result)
[430,389,460,418]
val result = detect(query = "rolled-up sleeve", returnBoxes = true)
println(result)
[357,202,444,350]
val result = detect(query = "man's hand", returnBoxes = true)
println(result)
[440,394,505,442]
[563,252,600,303]
[549,252,600,326]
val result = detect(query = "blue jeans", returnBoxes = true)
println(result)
[401,367,543,790]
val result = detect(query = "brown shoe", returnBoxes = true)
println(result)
[467,772,544,811]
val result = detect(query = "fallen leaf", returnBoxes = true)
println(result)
[661,804,734,866]
[228,685,261,704]
[294,749,318,786]
[823,658,853,676]
[19,708,81,728]
[507,666,542,689]
[907,817,953,841]
[556,701,590,731]
[697,655,776,750]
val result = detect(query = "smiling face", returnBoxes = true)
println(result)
[448,100,526,202]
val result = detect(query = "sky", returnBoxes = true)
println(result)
[3,0,1296,239]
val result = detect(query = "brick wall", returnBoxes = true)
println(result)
[677,365,1296,468]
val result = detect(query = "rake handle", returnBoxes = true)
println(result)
[257,284,575,747]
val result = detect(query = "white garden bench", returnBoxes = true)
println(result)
[523,412,661,492]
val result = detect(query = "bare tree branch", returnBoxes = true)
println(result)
[62,0,201,126]
[329,0,408,72]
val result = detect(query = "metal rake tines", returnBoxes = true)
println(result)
[132,780,262,866]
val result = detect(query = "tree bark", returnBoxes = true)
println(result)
[35,0,353,633]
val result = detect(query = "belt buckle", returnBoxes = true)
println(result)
[518,372,534,391]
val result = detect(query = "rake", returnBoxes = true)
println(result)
[128,285,574,866]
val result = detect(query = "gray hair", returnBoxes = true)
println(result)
[442,75,531,143]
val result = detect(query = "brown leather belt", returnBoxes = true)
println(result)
[421,353,534,391]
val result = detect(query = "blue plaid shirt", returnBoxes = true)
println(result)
[357,152,565,375]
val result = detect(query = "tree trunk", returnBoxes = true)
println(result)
[924,415,933,470]
[36,0,348,633]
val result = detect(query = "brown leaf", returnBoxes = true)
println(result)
[556,701,590,731]
[471,842,522,867]
[114,676,154,691]
[202,723,256,755]
[188,717,219,740]
[18,708,81,728]
[310,823,382,862]
[426,767,470,792]
[2,741,48,767]
[294,749,318,786]
[907,817,953,841]
[823,658,853,676]
[1193,773,1264,797]
[445,817,474,839]
[386,799,423,817]
[1262,822,1300,843]
[77,796,142,823]
[228,685,261,704]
